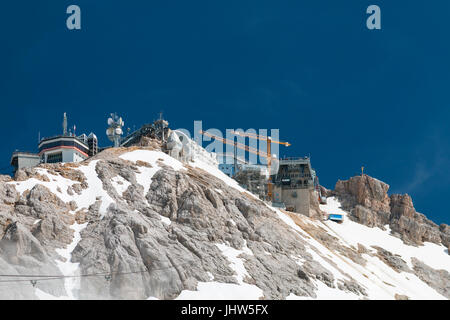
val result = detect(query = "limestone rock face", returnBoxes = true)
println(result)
[0,147,449,300]
[0,149,330,300]
[390,194,416,219]
[352,205,389,228]
[411,258,450,298]
[69,160,327,299]
[335,175,390,213]
[439,224,450,250]
[371,246,410,273]
[334,175,448,248]
[1,222,46,264]
[309,190,324,219]
[0,217,67,299]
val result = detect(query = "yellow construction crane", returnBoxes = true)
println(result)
[230,130,291,147]
[230,131,290,200]
[199,130,270,159]
[199,130,290,200]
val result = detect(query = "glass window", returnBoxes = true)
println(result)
[46,152,62,163]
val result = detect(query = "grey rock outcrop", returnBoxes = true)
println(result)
[335,175,390,214]
[371,246,410,273]
[1,148,367,300]
[411,258,450,298]
[333,175,449,249]
[0,146,448,300]
[73,160,335,299]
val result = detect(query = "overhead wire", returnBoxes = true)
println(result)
[0,260,197,287]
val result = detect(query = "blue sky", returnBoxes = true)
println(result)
[1,1,449,224]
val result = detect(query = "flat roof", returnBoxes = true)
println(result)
[10,151,39,166]
[38,135,89,148]
[11,151,39,157]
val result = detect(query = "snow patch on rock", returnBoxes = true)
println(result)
[54,222,88,299]
[111,175,131,196]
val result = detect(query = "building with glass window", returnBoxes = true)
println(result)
[271,156,317,216]
[10,113,99,175]
[38,135,90,164]
[10,151,40,175]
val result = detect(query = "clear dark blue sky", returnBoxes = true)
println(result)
[1,1,449,224]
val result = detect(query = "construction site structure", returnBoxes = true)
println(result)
[119,118,326,217]
[272,156,316,216]
[181,128,325,217]
[233,164,269,200]
[200,130,285,201]
[200,131,278,196]
[218,152,247,177]
[230,130,290,200]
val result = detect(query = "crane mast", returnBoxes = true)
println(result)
[199,130,290,201]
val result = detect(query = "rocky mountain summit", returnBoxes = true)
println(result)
[332,175,450,250]
[0,142,449,300]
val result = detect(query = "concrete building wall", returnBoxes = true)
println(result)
[11,152,40,175]
[17,156,40,170]
[12,154,40,174]
[273,186,311,216]
[73,152,85,162]
[62,149,72,163]
[62,149,86,162]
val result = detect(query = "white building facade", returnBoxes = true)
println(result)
[38,136,90,164]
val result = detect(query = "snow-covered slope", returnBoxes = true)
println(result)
[1,143,449,300]
[179,148,449,300]
[276,198,449,300]
[174,152,448,300]
[128,148,450,300]
[175,155,450,300]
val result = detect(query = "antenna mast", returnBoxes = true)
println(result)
[63,113,68,136]
[106,113,124,147]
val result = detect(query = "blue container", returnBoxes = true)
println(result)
[328,214,343,222]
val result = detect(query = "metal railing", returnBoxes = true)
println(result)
[280,156,310,161]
